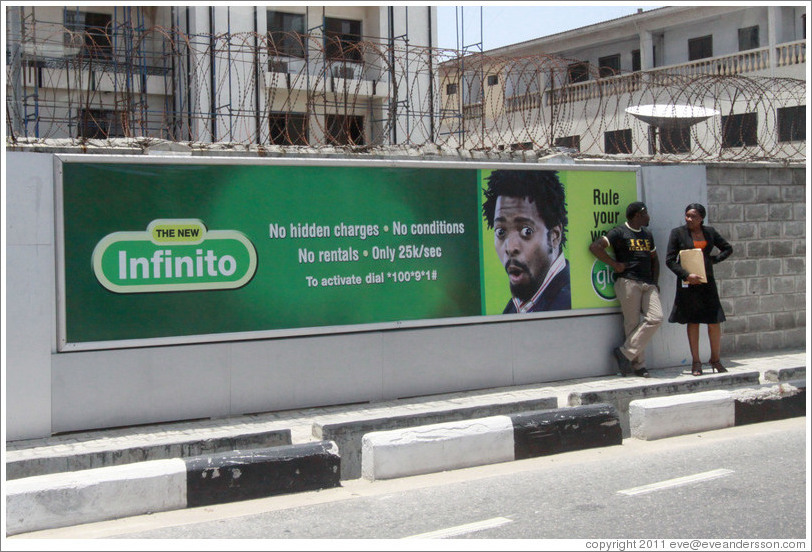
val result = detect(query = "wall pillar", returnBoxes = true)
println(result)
[639,30,654,70]
[767,6,779,73]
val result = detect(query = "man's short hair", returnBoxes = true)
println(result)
[482,169,568,250]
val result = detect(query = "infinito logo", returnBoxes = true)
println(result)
[92,219,257,294]
[591,258,618,300]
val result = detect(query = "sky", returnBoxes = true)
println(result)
[435,4,664,52]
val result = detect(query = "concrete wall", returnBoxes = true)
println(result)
[640,165,706,366]
[658,7,770,67]
[6,153,56,441]
[4,152,804,440]
[706,165,806,353]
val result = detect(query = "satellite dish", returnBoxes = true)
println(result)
[625,104,719,128]
[625,104,720,154]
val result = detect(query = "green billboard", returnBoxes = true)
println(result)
[58,160,637,349]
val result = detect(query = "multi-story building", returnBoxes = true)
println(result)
[6,5,438,146]
[438,5,806,160]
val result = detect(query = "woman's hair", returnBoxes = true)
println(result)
[685,203,706,220]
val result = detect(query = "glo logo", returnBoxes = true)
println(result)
[591,258,618,301]
[92,219,257,294]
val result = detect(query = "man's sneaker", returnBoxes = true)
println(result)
[633,367,650,378]
[613,347,631,376]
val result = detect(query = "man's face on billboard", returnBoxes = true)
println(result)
[493,195,561,302]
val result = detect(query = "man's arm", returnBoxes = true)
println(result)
[589,235,626,274]
[650,249,660,287]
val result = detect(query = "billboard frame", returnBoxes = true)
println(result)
[54,154,642,352]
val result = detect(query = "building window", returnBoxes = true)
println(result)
[688,35,713,61]
[605,129,632,154]
[738,26,759,51]
[78,108,124,139]
[567,61,589,83]
[486,74,499,86]
[65,11,113,58]
[325,17,362,62]
[326,114,364,146]
[598,54,621,78]
[777,106,805,142]
[504,63,538,98]
[504,63,539,111]
[267,11,306,59]
[446,83,458,95]
[721,112,758,148]
[269,112,308,145]
[631,49,641,72]
[554,135,580,152]
[330,64,359,79]
[659,127,691,153]
[510,142,533,150]
[462,71,483,105]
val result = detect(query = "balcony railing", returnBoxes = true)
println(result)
[548,40,806,105]
[776,40,806,67]
[547,73,642,105]
[505,93,542,113]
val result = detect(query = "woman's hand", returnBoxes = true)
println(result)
[685,273,703,285]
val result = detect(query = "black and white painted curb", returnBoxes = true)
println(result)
[5,441,340,536]
[629,380,806,440]
[733,379,806,425]
[314,395,559,481]
[361,404,622,481]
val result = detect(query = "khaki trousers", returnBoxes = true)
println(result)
[614,277,663,370]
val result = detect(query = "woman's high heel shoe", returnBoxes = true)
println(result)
[709,360,727,373]
[691,361,703,376]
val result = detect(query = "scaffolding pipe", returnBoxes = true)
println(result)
[185,7,192,140]
[388,6,396,144]
[226,7,233,142]
[253,6,261,145]
[8,5,24,137]
[427,7,435,141]
[209,6,217,140]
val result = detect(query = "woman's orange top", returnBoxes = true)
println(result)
[693,239,707,249]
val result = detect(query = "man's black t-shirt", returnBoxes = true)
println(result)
[604,223,656,284]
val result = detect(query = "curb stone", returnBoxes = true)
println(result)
[733,379,806,426]
[629,380,806,440]
[315,396,558,480]
[6,428,293,480]
[6,442,339,536]
[568,370,762,437]
[361,404,621,481]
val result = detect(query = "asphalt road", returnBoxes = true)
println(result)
[12,417,808,543]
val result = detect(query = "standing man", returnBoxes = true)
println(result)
[483,169,571,313]
[589,201,662,377]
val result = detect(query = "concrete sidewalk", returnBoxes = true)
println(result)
[6,348,806,480]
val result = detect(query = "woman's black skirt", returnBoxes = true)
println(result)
[668,280,727,324]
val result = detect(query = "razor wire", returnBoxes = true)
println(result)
[5,24,807,163]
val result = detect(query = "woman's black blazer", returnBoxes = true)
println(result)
[665,224,733,282]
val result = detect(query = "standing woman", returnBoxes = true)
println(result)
[665,203,733,376]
